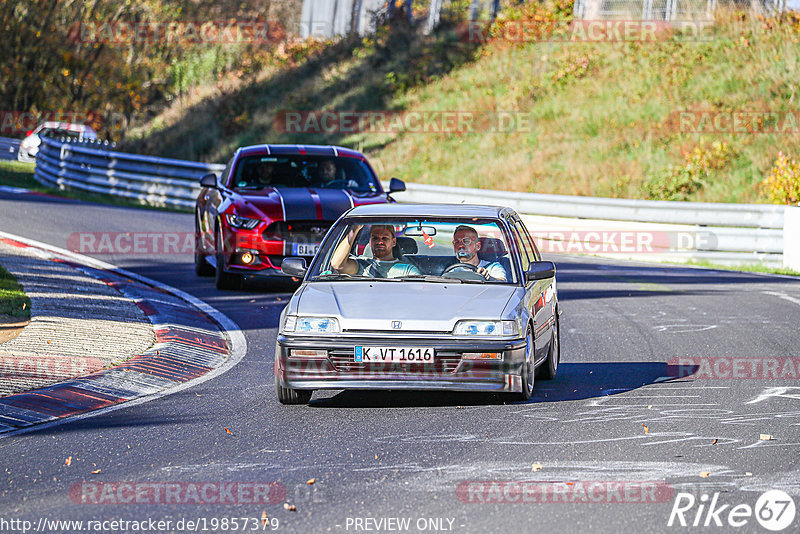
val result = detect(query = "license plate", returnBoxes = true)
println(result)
[354,346,434,363]
[292,243,320,256]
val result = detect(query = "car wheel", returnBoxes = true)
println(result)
[511,326,534,402]
[536,311,560,380]
[215,229,242,290]
[194,217,214,277]
[275,376,313,405]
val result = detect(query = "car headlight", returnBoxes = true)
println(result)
[225,214,260,229]
[283,315,340,334]
[453,320,518,336]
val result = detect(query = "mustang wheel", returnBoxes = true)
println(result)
[512,326,534,401]
[194,218,214,277]
[275,376,313,405]
[536,311,560,380]
[215,230,242,290]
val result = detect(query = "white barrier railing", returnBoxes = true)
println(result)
[32,137,790,266]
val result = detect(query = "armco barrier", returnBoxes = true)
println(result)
[34,136,224,208]
[31,137,790,266]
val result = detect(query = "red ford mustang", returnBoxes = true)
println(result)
[195,144,404,289]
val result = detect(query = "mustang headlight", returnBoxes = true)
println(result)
[225,214,260,229]
[453,320,518,336]
[283,315,340,334]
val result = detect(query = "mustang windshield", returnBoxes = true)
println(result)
[309,219,517,284]
[230,155,379,193]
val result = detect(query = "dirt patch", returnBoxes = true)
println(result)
[0,314,29,344]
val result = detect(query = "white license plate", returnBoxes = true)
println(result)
[292,243,320,256]
[354,346,434,363]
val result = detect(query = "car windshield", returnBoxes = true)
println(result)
[309,218,517,284]
[230,155,379,193]
[39,128,83,140]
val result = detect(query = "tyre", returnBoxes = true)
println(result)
[536,311,560,380]
[214,229,242,290]
[510,326,534,402]
[194,218,214,277]
[275,376,313,405]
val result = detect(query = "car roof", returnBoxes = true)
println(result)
[344,203,515,219]
[236,144,366,159]
[37,122,96,133]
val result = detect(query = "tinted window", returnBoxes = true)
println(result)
[230,155,379,192]
[509,223,531,273]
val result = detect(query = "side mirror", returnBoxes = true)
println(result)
[526,261,555,281]
[200,173,218,188]
[389,177,406,193]
[281,257,307,277]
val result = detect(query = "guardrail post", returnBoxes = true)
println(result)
[784,206,800,271]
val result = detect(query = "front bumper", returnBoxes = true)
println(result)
[275,334,527,393]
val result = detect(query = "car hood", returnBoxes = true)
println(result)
[293,281,517,332]
[234,187,386,222]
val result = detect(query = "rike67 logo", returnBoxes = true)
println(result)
[668,490,796,531]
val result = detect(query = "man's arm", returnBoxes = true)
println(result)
[330,224,362,275]
[477,261,507,281]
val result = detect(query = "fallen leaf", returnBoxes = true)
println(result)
[531,462,543,472]
[306,478,315,485]
[374,454,379,460]
[711,439,718,445]
[195,393,201,397]
[746,472,752,476]
[642,424,649,435]
[91,469,101,474]
[261,511,268,526]
[283,503,296,512]
[65,457,72,466]
[225,427,233,435]
[759,434,773,441]
[156,350,159,355]
[699,471,711,478]
[647,405,652,409]
[47,340,52,344]
[22,302,26,310]
[249,299,256,303]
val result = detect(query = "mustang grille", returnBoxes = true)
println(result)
[263,221,332,242]
[328,349,461,374]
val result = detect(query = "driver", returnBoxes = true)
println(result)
[330,224,420,278]
[451,225,507,281]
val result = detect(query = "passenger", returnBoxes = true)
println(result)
[451,225,507,281]
[331,224,420,278]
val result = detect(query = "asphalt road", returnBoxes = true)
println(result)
[1,191,799,534]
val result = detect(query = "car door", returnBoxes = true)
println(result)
[516,218,555,363]
[198,156,234,252]
[510,218,550,364]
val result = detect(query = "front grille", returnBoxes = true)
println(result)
[263,220,332,242]
[328,349,461,374]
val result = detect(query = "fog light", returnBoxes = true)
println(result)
[241,251,255,264]
[290,349,328,358]
[462,352,502,360]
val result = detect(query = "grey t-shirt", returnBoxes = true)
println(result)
[478,259,508,281]
[354,257,420,278]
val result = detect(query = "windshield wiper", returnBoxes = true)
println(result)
[397,275,463,284]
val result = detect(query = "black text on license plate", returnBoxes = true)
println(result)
[354,346,434,363]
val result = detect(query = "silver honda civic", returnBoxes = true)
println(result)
[274,203,560,404]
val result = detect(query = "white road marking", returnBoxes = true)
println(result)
[747,386,800,404]
[763,290,800,307]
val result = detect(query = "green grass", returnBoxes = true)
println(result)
[121,5,800,204]
[0,265,30,319]
[678,259,800,277]
[0,160,188,212]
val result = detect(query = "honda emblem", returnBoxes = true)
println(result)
[391,321,402,330]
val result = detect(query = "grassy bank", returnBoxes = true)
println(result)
[121,4,800,204]
[0,265,30,319]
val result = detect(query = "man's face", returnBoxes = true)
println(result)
[370,228,395,259]
[453,229,480,262]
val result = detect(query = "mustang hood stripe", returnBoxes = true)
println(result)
[273,187,317,220]
[316,189,354,220]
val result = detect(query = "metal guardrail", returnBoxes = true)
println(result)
[32,137,787,265]
[34,136,224,208]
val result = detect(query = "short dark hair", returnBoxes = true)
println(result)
[370,224,395,237]
[454,225,478,238]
